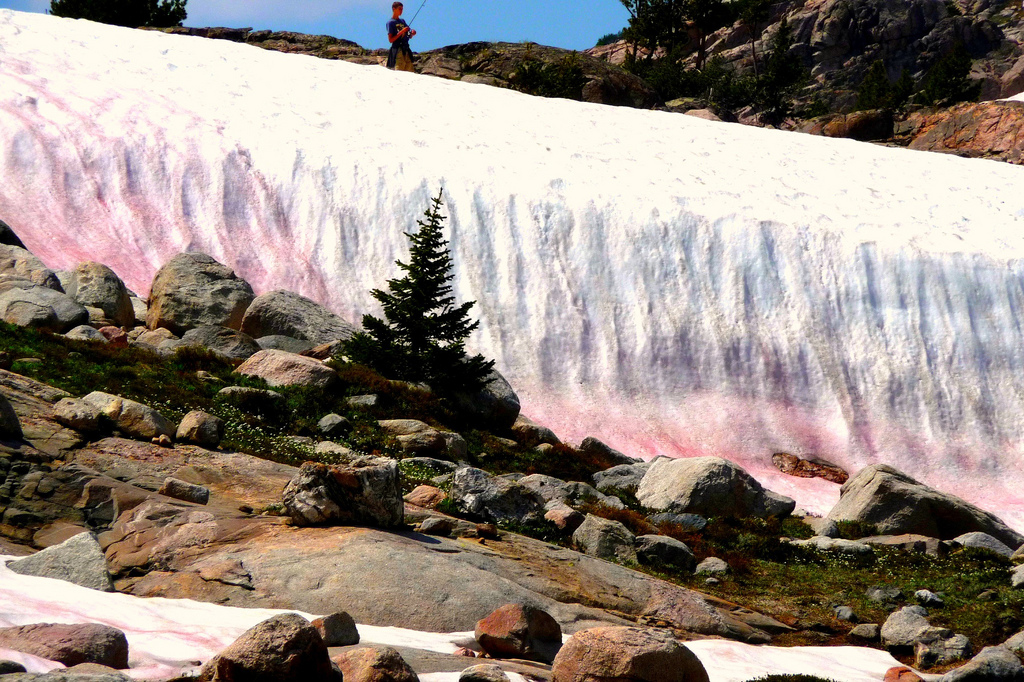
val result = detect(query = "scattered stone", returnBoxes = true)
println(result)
[833,606,856,622]
[442,431,469,460]
[577,437,636,468]
[282,459,404,528]
[510,415,559,447]
[790,536,874,556]
[867,585,904,604]
[130,297,147,325]
[453,648,477,658]
[312,611,359,647]
[915,628,972,668]
[851,624,880,640]
[953,531,1016,558]
[550,626,709,682]
[637,457,795,519]
[978,589,999,601]
[884,667,924,682]
[159,477,211,505]
[704,577,721,586]
[132,327,179,351]
[153,434,173,447]
[257,334,316,354]
[197,613,335,682]
[771,452,849,484]
[916,590,945,608]
[544,505,585,532]
[146,252,255,335]
[0,623,129,668]
[175,410,224,447]
[572,514,638,564]
[98,326,129,347]
[862,534,947,557]
[301,340,343,360]
[240,289,356,345]
[6,531,113,592]
[65,325,108,342]
[418,517,455,536]
[180,325,262,360]
[592,463,651,497]
[0,244,61,290]
[475,523,500,540]
[519,474,622,510]
[333,646,418,682]
[60,262,134,328]
[460,663,509,682]
[0,392,22,440]
[695,557,730,575]
[404,485,446,509]
[81,391,174,441]
[449,467,546,525]
[378,419,446,456]
[1011,564,1024,589]
[0,284,90,333]
[235,349,339,389]
[938,645,1024,681]
[346,394,379,408]
[881,605,931,649]
[452,370,521,431]
[318,413,352,438]
[474,603,562,663]
[825,464,1024,549]
[647,512,708,531]
[634,534,696,572]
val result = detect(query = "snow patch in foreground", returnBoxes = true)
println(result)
[0,557,925,681]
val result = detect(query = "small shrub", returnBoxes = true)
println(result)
[835,519,878,540]
[511,53,589,101]
[915,42,982,106]
[49,0,187,27]
[595,30,625,47]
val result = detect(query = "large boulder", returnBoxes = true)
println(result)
[6,531,113,591]
[0,623,129,668]
[0,284,90,333]
[593,463,652,496]
[240,290,356,345]
[282,459,405,528]
[825,465,1024,549]
[636,457,795,519]
[510,415,560,447]
[60,262,134,328]
[634,535,696,572]
[572,514,638,564]
[518,474,623,510]
[939,645,1024,681]
[235,349,338,388]
[146,252,255,335]
[0,244,61,290]
[198,613,337,682]
[952,531,1015,557]
[175,410,224,447]
[578,437,637,468]
[449,467,546,525]
[474,603,562,663]
[0,392,22,440]
[377,419,446,456]
[180,325,262,360]
[882,606,932,649]
[551,626,708,682]
[452,370,520,431]
[80,392,174,441]
[332,646,417,682]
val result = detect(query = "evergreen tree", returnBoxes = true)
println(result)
[916,43,981,106]
[341,190,494,395]
[754,19,806,125]
[49,0,187,28]
[857,60,918,112]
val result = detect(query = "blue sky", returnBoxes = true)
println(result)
[1,0,631,51]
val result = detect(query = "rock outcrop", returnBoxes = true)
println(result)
[240,289,356,345]
[6,531,113,591]
[906,100,1024,164]
[282,460,405,528]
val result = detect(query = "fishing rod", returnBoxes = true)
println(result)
[407,0,429,27]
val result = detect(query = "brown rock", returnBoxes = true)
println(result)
[551,626,708,682]
[333,646,418,682]
[884,667,924,682]
[312,611,360,647]
[98,326,129,347]
[908,101,1024,165]
[474,603,562,663]
[282,459,404,528]
[0,622,129,668]
[235,349,339,389]
[820,110,894,141]
[198,613,335,682]
[771,452,849,484]
[176,410,224,447]
[404,485,446,509]
[301,340,343,360]
[544,506,585,532]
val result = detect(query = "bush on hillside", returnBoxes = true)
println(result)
[915,42,982,106]
[340,189,495,396]
[50,0,187,27]
[856,59,915,112]
[595,30,625,47]
[510,52,589,101]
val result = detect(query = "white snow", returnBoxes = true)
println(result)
[0,558,925,681]
[2,10,1024,523]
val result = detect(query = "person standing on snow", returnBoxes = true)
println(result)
[386,2,416,72]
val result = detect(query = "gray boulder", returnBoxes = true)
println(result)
[60,262,134,328]
[312,611,359,647]
[825,465,1024,549]
[130,296,147,326]
[318,413,352,438]
[881,605,931,649]
[510,415,560,447]
[636,457,795,519]
[953,531,1015,558]
[240,290,356,345]
[64,325,107,342]
[0,393,22,440]
[283,459,404,528]
[180,325,261,360]
[593,463,652,497]
[915,627,972,668]
[634,534,696,572]
[939,645,1024,681]
[1011,564,1024,589]
[578,437,637,467]
[0,284,89,333]
[175,410,224,447]
[572,514,637,564]
[146,252,255,335]
[453,370,521,431]
[80,392,174,441]
[695,557,730,575]
[789,536,874,557]
[0,623,128,668]
[519,474,623,510]
[257,335,316,354]
[0,244,60,290]
[0,219,25,248]
[551,626,709,682]
[159,477,210,505]
[197,613,336,682]
[378,419,446,456]
[5,531,113,591]
[916,590,945,608]
[850,624,880,640]
[449,467,546,525]
[461,664,510,682]
[235,349,338,388]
